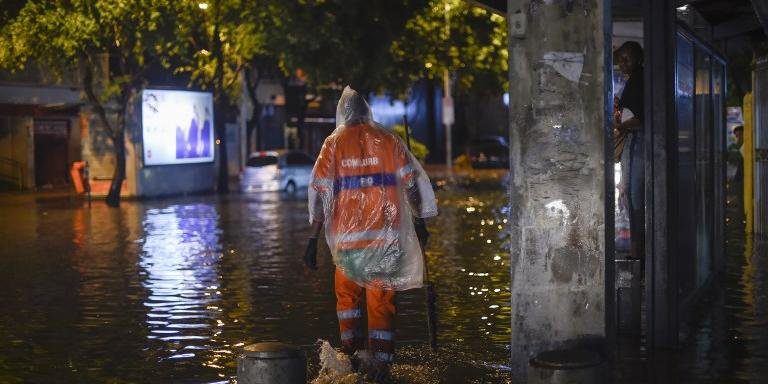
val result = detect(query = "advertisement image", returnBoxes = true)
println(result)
[142,89,215,166]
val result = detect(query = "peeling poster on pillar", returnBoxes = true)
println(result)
[542,52,585,83]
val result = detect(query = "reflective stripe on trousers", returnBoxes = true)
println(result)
[335,268,396,360]
[337,308,363,320]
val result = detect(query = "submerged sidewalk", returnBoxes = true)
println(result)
[0,187,80,206]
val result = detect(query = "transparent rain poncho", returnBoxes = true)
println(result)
[309,86,438,291]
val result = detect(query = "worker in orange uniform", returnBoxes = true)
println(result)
[304,86,437,382]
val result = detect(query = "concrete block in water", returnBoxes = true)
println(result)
[528,348,603,384]
[237,342,307,384]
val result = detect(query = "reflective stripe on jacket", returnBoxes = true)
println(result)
[311,123,416,251]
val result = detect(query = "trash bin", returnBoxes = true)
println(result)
[70,161,86,194]
[615,258,641,335]
[237,342,307,384]
[528,348,603,384]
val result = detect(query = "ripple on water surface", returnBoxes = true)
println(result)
[0,188,511,383]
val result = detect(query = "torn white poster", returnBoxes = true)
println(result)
[542,51,585,83]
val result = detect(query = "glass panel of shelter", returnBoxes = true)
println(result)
[695,48,713,290]
[676,32,697,297]
[675,26,726,303]
[712,61,726,272]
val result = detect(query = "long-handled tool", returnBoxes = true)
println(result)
[403,115,438,352]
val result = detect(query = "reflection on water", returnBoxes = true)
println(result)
[671,233,768,383]
[0,182,511,383]
[2,178,767,382]
[615,193,768,383]
[140,204,223,360]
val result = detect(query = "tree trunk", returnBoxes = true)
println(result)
[425,78,438,163]
[81,58,126,207]
[107,126,125,207]
[212,0,229,193]
[244,66,262,154]
[246,108,262,153]
[106,111,126,207]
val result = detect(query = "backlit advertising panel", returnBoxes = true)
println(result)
[142,89,214,165]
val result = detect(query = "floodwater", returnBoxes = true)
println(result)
[615,192,768,383]
[669,211,768,382]
[0,179,511,383]
[2,174,767,383]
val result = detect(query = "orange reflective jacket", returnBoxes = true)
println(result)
[312,123,416,251]
[308,86,437,291]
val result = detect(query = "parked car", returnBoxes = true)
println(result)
[467,136,509,169]
[240,150,315,193]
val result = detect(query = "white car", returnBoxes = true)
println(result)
[240,150,315,193]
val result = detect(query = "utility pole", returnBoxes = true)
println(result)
[443,2,454,172]
[443,69,453,171]
[506,0,608,380]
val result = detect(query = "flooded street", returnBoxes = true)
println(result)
[670,232,768,382]
[0,180,510,383]
[2,176,768,383]
[615,197,768,383]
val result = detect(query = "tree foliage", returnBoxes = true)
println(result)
[170,0,279,190]
[390,0,508,97]
[0,0,187,205]
[0,0,508,197]
[392,124,429,160]
[267,0,429,95]
[173,0,273,107]
[263,0,507,98]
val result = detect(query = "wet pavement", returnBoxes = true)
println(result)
[0,177,510,383]
[1,174,767,383]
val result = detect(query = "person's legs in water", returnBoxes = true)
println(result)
[628,134,646,263]
[365,285,396,382]
[335,268,365,361]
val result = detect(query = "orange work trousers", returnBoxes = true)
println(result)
[335,268,396,363]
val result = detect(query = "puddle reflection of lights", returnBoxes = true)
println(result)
[140,204,222,358]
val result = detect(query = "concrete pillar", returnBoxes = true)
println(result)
[506,0,609,380]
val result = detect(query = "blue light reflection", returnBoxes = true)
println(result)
[139,204,223,360]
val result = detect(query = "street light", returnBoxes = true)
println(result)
[198,2,209,10]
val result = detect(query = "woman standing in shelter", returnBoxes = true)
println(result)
[614,41,646,262]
